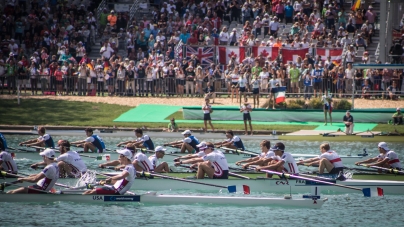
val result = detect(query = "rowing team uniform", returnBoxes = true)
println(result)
[148,154,162,168]
[240,103,251,121]
[203,150,229,179]
[0,133,8,151]
[96,164,136,195]
[134,152,154,172]
[322,94,333,113]
[385,150,402,169]
[56,150,87,177]
[0,151,18,173]
[136,135,155,150]
[38,134,55,148]
[202,104,212,121]
[319,150,344,174]
[226,136,245,151]
[280,152,299,174]
[85,134,105,153]
[29,163,59,193]
[183,136,200,153]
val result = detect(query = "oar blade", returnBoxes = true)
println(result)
[243,185,250,195]
[362,187,384,197]
[227,185,237,193]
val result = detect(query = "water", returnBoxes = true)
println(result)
[1,134,404,226]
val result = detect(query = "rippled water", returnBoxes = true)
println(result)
[1,135,403,226]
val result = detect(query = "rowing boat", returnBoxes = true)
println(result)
[0,192,326,208]
[8,150,369,165]
[2,129,403,142]
[3,174,403,194]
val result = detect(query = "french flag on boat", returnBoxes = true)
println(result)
[274,86,287,104]
[362,187,384,197]
[228,185,250,194]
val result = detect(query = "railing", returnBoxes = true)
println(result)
[1,75,402,99]
[129,0,140,23]
[96,0,107,25]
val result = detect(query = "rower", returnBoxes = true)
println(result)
[71,127,105,153]
[99,143,136,169]
[148,146,170,173]
[7,149,59,194]
[297,143,344,174]
[0,133,8,151]
[235,140,276,169]
[132,147,154,172]
[0,140,18,174]
[83,149,135,195]
[165,130,200,153]
[255,142,299,178]
[116,128,155,150]
[215,130,245,151]
[173,141,207,163]
[357,142,402,170]
[175,142,229,179]
[18,126,55,148]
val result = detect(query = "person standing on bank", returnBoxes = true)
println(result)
[202,99,215,132]
[322,91,333,126]
[240,98,253,135]
[343,111,354,135]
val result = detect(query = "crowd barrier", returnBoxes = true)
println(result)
[0,75,402,99]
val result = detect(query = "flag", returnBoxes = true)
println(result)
[252,47,279,60]
[282,47,309,64]
[316,48,344,63]
[87,63,94,71]
[174,40,184,61]
[351,0,361,11]
[274,86,286,104]
[362,187,384,197]
[185,46,215,67]
[227,185,250,194]
[217,46,246,65]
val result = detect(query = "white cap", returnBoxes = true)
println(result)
[181,130,192,135]
[196,141,207,147]
[117,148,133,159]
[397,107,401,111]
[39,148,56,159]
[378,142,390,151]
[155,146,166,152]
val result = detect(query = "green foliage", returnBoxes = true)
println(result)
[309,98,323,109]
[334,99,352,110]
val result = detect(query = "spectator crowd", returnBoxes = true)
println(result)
[0,0,403,101]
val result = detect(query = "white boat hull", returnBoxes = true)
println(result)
[3,178,403,195]
[0,193,325,208]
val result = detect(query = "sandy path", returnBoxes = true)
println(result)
[1,95,403,109]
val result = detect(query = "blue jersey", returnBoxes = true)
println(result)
[230,136,245,151]
[91,135,105,153]
[39,134,55,148]
[0,133,7,150]
[188,135,200,151]
[312,69,323,82]
[138,135,155,150]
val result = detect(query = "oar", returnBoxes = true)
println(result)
[163,141,182,146]
[1,171,75,189]
[259,169,383,197]
[178,164,250,179]
[136,148,182,157]
[10,146,37,153]
[359,164,404,174]
[219,147,259,156]
[22,145,101,159]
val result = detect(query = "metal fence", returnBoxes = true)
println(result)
[1,75,402,99]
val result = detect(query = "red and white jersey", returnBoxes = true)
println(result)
[280,152,299,174]
[376,153,386,160]
[385,150,402,169]
[319,150,344,168]
[0,151,18,173]
[203,150,229,177]
[148,154,160,168]
[114,164,136,195]
[197,150,206,157]
[37,163,59,191]
[133,152,154,172]
[56,151,87,174]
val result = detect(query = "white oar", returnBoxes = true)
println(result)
[219,147,259,156]
[259,169,384,197]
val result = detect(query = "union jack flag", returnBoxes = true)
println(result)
[185,46,215,67]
